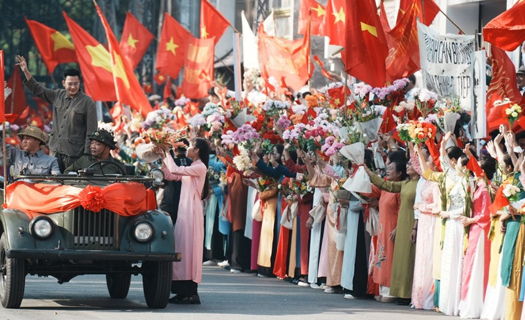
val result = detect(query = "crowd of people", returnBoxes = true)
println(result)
[4,53,525,320]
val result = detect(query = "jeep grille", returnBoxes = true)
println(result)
[72,207,117,249]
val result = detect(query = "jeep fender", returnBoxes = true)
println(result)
[121,210,175,254]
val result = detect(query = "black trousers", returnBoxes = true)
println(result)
[228,229,251,271]
[171,280,198,296]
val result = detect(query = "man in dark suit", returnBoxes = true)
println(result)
[160,139,192,225]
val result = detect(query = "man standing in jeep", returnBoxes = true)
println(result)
[16,55,97,172]
[65,128,126,175]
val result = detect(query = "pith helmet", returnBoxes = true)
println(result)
[88,128,117,149]
[17,125,47,144]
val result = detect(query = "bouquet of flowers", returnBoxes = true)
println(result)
[412,88,438,119]
[225,99,256,127]
[283,124,308,150]
[435,97,462,134]
[505,102,522,128]
[232,146,252,172]
[370,78,410,107]
[221,124,260,150]
[397,123,412,142]
[257,176,279,192]
[142,128,186,146]
[339,142,371,193]
[262,99,290,119]
[408,121,437,144]
[142,108,175,130]
[352,105,383,142]
[321,136,345,157]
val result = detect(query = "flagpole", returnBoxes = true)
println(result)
[437,7,465,34]
[307,9,312,91]
[2,121,6,200]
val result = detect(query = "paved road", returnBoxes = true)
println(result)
[2,266,446,320]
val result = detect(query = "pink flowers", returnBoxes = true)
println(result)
[221,124,260,149]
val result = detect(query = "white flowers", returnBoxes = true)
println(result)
[503,184,520,198]
[262,100,291,111]
[233,146,252,171]
[394,100,416,113]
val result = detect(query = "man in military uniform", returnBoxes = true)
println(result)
[64,129,126,175]
[17,55,97,172]
[0,125,60,176]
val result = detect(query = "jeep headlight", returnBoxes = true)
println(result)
[132,221,154,243]
[150,169,164,184]
[30,217,54,240]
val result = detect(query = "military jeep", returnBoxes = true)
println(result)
[0,168,179,309]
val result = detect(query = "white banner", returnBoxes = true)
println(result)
[472,50,487,139]
[417,21,475,111]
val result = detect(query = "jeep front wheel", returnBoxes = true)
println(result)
[142,261,171,309]
[0,233,26,308]
[106,271,131,299]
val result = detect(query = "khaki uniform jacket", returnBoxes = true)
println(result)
[24,77,97,157]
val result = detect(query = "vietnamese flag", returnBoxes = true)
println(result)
[153,73,167,85]
[313,54,335,81]
[4,66,26,115]
[200,0,230,45]
[156,13,191,79]
[119,12,154,69]
[384,1,420,82]
[324,0,347,46]
[398,0,440,27]
[486,46,522,132]
[181,37,215,99]
[379,0,391,32]
[63,12,117,102]
[298,0,326,36]
[343,0,388,88]
[25,18,77,74]
[0,50,4,122]
[258,21,311,91]
[483,0,525,51]
[95,4,152,117]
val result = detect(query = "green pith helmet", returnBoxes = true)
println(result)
[88,128,117,149]
[17,125,47,144]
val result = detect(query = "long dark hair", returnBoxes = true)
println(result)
[194,138,211,199]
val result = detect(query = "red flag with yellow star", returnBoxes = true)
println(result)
[483,0,525,51]
[119,12,154,70]
[25,18,77,74]
[298,0,326,36]
[343,0,388,87]
[63,12,117,101]
[200,0,230,45]
[181,37,215,99]
[324,0,347,46]
[156,13,191,79]
[95,4,152,117]
[153,73,167,85]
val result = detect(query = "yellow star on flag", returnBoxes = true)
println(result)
[86,44,129,88]
[51,31,75,52]
[127,33,139,49]
[361,22,378,37]
[312,4,326,17]
[333,7,345,24]
[334,98,341,105]
[201,26,209,39]
[166,37,179,55]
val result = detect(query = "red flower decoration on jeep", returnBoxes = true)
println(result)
[79,185,106,212]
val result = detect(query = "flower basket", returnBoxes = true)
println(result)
[231,109,256,128]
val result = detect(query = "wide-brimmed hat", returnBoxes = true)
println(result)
[518,65,525,75]
[17,125,47,144]
[88,128,117,149]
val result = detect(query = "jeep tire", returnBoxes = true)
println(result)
[106,265,132,299]
[0,233,26,308]
[142,261,171,309]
